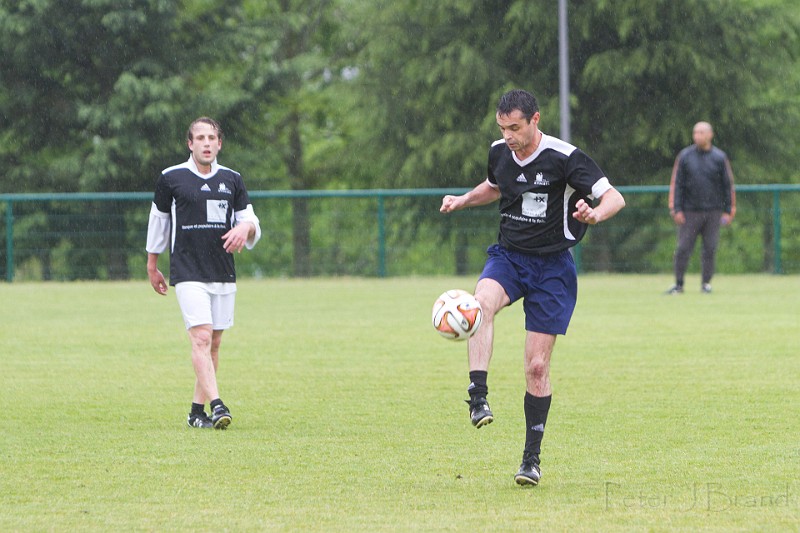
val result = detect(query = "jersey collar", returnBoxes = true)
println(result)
[185,156,220,179]
[512,133,550,166]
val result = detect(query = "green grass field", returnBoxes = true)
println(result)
[1,275,798,532]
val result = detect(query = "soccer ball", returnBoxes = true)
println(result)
[432,289,482,341]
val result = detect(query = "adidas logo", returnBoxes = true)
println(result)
[200,184,211,192]
[531,423,545,432]
[516,174,527,183]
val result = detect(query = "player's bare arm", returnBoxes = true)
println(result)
[572,188,625,225]
[441,180,501,213]
[147,252,168,295]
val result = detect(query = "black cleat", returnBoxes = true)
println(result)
[514,451,541,486]
[466,397,494,428]
[211,405,232,430]
[187,411,213,429]
[665,285,684,295]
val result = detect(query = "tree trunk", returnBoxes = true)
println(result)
[455,229,469,276]
[285,109,311,277]
[106,201,129,280]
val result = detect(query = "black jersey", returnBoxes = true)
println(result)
[487,133,611,255]
[152,159,252,285]
[673,145,733,213]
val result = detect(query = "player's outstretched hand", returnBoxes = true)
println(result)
[573,199,601,225]
[440,195,461,213]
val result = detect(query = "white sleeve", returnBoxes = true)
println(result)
[146,203,171,254]
[235,204,261,249]
[590,177,613,200]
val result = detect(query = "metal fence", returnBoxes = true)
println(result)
[2,185,799,282]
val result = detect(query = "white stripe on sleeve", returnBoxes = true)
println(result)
[146,203,171,254]
[235,204,261,249]
[590,177,613,200]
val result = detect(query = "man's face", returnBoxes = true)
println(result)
[188,122,222,168]
[496,110,540,157]
[692,123,713,150]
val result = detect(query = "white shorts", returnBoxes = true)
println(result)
[175,282,237,330]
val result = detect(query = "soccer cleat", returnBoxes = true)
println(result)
[514,451,541,486]
[211,405,232,430]
[466,397,494,428]
[701,283,712,293]
[187,411,213,429]
[665,285,684,295]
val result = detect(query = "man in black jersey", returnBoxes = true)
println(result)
[146,117,261,430]
[666,121,736,294]
[440,89,625,486]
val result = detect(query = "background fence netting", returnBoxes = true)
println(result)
[2,186,798,281]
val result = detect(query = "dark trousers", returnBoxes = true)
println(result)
[674,210,722,286]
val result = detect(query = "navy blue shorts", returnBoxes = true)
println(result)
[479,244,577,335]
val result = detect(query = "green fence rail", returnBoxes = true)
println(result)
[2,185,799,281]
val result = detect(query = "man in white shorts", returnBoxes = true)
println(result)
[146,117,261,429]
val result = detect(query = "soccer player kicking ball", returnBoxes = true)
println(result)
[440,90,625,485]
[147,117,261,430]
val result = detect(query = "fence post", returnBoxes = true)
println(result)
[773,190,782,274]
[5,199,12,282]
[377,195,386,277]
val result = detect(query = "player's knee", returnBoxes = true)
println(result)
[474,287,508,317]
[525,358,549,382]
[475,297,497,322]
[189,327,213,349]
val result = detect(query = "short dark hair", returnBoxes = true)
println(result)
[187,117,223,141]
[496,89,539,121]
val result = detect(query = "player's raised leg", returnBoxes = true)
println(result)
[466,278,510,428]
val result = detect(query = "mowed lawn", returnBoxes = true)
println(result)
[1,275,798,532]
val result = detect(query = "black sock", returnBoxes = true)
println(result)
[210,398,224,411]
[524,392,552,457]
[468,370,488,399]
[191,402,205,415]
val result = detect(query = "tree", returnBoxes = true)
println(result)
[3,0,799,278]
[216,0,354,276]
[336,0,800,273]
[565,0,800,270]
[0,0,194,278]
[339,0,533,273]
